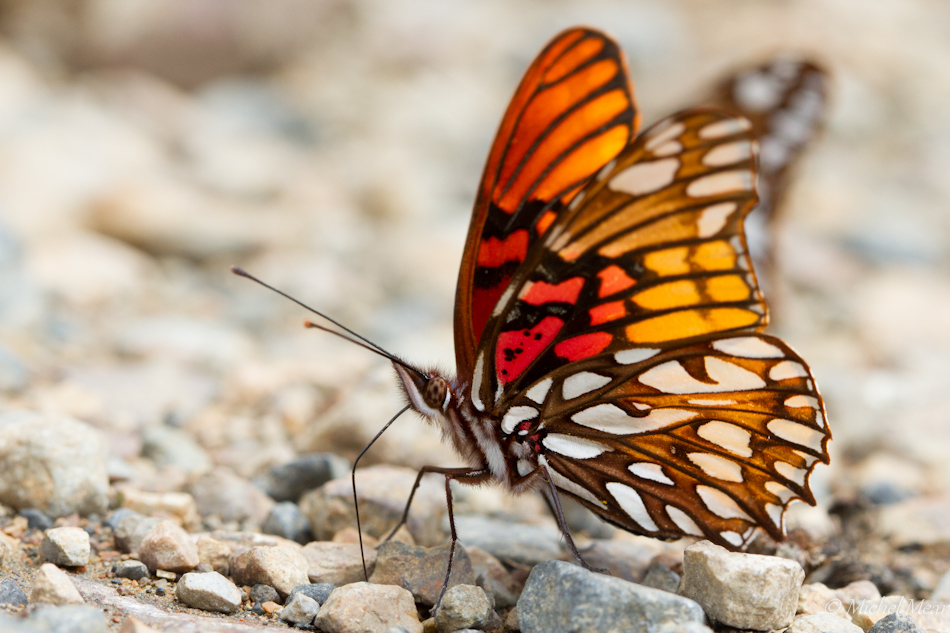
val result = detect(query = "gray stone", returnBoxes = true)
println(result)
[518,560,706,633]
[369,541,475,607]
[105,508,138,531]
[0,344,26,393]
[289,583,335,605]
[679,540,804,630]
[302,541,376,585]
[641,561,681,594]
[867,613,925,633]
[434,584,493,633]
[0,411,109,517]
[254,453,350,502]
[31,563,85,605]
[19,508,53,530]
[137,520,200,573]
[452,515,563,567]
[0,611,32,633]
[468,546,519,609]
[112,559,149,581]
[189,467,274,526]
[230,545,310,598]
[262,501,312,544]
[250,583,280,605]
[27,605,109,633]
[0,577,28,607]
[788,613,865,632]
[42,527,91,567]
[141,424,212,475]
[117,488,199,529]
[280,592,321,627]
[300,466,444,546]
[175,571,243,614]
[878,495,950,547]
[314,582,422,633]
[112,512,162,554]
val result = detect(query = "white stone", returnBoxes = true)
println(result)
[230,545,309,599]
[787,612,864,633]
[175,571,243,614]
[280,592,321,627]
[678,540,804,630]
[314,582,422,633]
[30,563,84,605]
[42,527,90,567]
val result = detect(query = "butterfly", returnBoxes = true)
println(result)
[702,55,829,287]
[386,26,831,566]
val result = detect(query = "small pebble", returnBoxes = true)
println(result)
[302,541,376,585]
[640,561,681,594]
[119,616,159,633]
[867,612,924,633]
[154,569,177,581]
[175,571,242,614]
[250,583,280,605]
[280,592,320,627]
[434,584,493,633]
[113,513,162,554]
[20,508,54,531]
[138,520,200,573]
[141,424,212,475]
[261,600,281,614]
[230,545,310,598]
[112,559,149,581]
[189,467,274,526]
[369,541,475,607]
[119,488,200,529]
[262,501,313,544]
[0,577,28,608]
[31,563,85,606]
[787,612,865,632]
[42,526,91,567]
[517,560,706,633]
[289,583,335,605]
[28,604,108,633]
[679,540,804,631]
[195,535,232,575]
[314,582,422,633]
[254,453,350,502]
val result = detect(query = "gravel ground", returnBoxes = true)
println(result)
[1,1,949,632]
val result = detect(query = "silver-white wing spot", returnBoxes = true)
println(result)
[562,372,612,400]
[686,170,754,197]
[652,140,683,157]
[712,336,784,358]
[734,70,784,112]
[774,461,807,486]
[765,481,795,503]
[639,358,766,394]
[667,505,704,536]
[765,503,784,529]
[571,405,696,435]
[644,120,686,151]
[501,406,538,435]
[696,485,754,521]
[769,360,808,380]
[703,141,753,167]
[688,452,744,483]
[526,378,553,404]
[471,353,486,411]
[540,455,601,506]
[697,202,736,238]
[697,421,752,458]
[606,482,658,532]
[688,398,737,406]
[609,158,680,196]
[698,117,751,139]
[628,462,675,485]
[614,348,661,365]
[767,418,825,452]
[785,395,820,409]
[542,434,609,460]
[720,531,744,547]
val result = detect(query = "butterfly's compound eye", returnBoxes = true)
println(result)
[423,376,450,411]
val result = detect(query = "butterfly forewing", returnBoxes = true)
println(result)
[506,333,829,549]
[455,27,639,378]
[471,109,766,413]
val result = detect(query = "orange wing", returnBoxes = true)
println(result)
[454,27,639,379]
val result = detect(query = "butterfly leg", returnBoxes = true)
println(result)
[537,464,609,575]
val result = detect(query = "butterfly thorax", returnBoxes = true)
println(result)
[393,363,538,491]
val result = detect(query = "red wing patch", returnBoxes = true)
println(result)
[476,230,530,267]
[495,316,565,385]
[553,332,613,361]
[597,264,637,297]
[520,277,585,306]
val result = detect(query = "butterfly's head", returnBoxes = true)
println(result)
[393,362,453,422]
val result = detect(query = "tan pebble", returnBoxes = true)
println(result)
[261,601,281,614]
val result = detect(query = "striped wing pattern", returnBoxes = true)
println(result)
[471,109,766,413]
[502,333,829,549]
[455,27,639,377]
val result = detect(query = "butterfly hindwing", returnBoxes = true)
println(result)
[455,27,639,378]
[470,109,766,413]
[503,332,829,548]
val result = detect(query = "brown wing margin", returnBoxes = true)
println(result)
[454,27,639,379]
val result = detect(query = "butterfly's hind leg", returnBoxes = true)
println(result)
[537,464,610,575]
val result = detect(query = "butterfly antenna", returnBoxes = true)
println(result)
[352,404,411,580]
[230,266,425,378]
